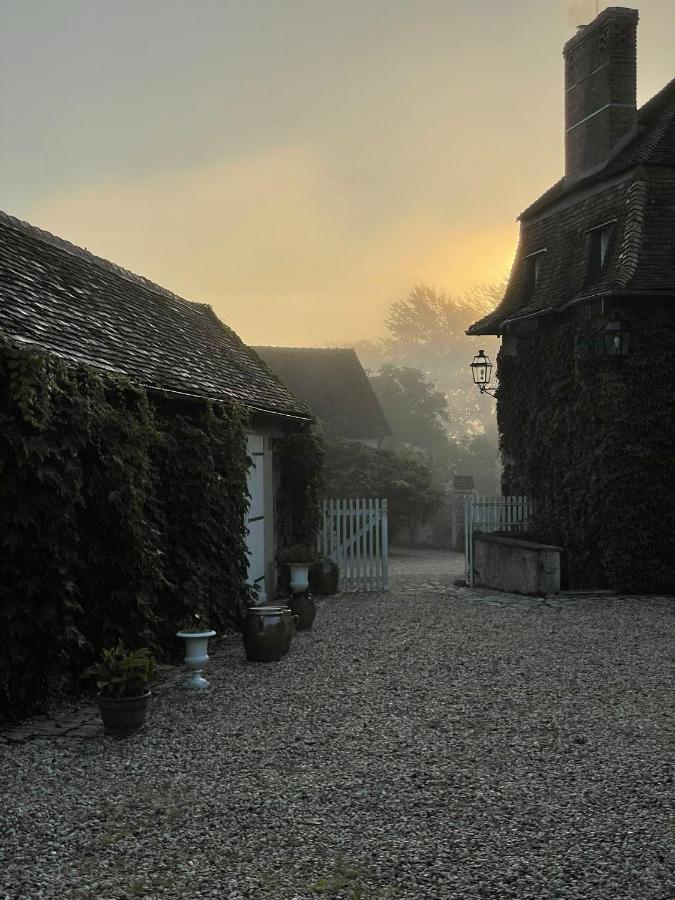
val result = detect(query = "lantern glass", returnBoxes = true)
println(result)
[603,318,631,357]
[470,350,492,385]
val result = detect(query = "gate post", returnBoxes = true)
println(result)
[381,499,389,591]
[464,496,473,586]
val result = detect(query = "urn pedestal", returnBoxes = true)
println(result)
[288,563,310,595]
[176,630,217,690]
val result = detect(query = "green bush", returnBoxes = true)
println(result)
[323,439,442,543]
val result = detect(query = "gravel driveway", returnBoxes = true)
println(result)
[1,553,673,900]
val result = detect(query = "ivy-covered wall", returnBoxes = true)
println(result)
[497,302,675,592]
[274,426,325,551]
[0,338,253,723]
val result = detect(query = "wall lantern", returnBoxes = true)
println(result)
[603,313,631,357]
[470,350,496,396]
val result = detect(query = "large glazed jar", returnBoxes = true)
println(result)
[309,559,339,595]
[288,592,316,631]
[243,606,296,662]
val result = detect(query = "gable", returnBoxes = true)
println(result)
[253,346,391,441]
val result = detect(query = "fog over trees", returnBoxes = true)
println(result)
[350,282,505,497]
[323,283,504,542]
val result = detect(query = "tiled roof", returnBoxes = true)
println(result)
[252,346,391,441]
[0,211,311,419]
[520,78,675,220]
[468,80,675,336]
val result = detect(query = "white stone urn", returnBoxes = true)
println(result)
[176,630,217,691]
[288,563,310,595]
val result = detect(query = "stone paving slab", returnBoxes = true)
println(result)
[0,664,187,744]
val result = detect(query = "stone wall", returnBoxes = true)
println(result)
[473,532,561,595]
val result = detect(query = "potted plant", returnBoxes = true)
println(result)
[176,614,217,691]
[82,642,156,736]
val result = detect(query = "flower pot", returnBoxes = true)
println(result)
[287,591,316,631]
[176,630,217,690]
[243,606,297,662]
[309,559,339,595]
[97,692,151,736]
[288,563,310,595]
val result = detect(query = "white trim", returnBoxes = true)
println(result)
[566,102,636,132]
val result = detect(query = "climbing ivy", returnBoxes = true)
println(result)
[275,425,326,552]
[0,338,253,723]
[497,304,675,592]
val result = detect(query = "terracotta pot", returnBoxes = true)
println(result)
[97,691,151,736]
[243,606,296,662]
[287,592,316,631]
[309,559,339,595]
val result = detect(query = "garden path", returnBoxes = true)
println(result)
[1,548,672,900]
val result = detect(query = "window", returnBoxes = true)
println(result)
[522,250,545,301]
[586,223,614,284]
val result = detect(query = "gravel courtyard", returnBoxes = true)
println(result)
[1,550,673,900]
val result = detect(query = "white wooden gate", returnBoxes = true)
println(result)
[318,498,389,591]
[464,495,534,586]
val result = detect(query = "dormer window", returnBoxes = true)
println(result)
[586,222,614,284]
[522,249,546,301]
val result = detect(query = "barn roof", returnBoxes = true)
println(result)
[253,346,391,440]
[0,210,310,419]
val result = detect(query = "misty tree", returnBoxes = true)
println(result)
[323,439,442,544]
[368,364,459,484]
[355,281,504,439]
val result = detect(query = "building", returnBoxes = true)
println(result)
[253,346,391,446]
[0,210,312,603]
[468,7,675,590]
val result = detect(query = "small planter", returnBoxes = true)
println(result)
[176,630,217,691]
[97,692,151,736]
[288,563,310,595]
[243,606,297,662]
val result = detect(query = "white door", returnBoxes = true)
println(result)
[246,434,267,604]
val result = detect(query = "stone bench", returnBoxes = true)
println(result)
[473,532,562,595]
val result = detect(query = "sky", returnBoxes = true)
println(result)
[1,0,673,345]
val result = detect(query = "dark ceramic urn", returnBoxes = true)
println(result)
[309,559,339,595]
[243,606,296,662]
[287,592,316,631]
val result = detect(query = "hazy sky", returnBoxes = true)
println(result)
[1,1,673,345]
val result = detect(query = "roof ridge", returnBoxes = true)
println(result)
[637,78,675,163]
[0,209,212,315]
[518,77,675,221]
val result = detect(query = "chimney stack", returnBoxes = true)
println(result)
[563,7,639,184]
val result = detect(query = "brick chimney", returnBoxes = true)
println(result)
[563,6,639,184]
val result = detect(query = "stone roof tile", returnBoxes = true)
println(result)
[0,211,311,419]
